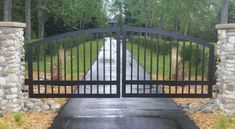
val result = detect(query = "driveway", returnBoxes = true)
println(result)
[50,38,198,129]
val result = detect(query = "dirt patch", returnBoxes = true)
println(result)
[0,112,57,129]
[187,112,219,129]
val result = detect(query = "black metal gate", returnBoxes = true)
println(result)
[122,27,214,98]
[26,27,214,98]
[27,28,121,98]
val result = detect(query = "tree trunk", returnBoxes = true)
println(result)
[220,0,229,24]
[174,16,179,32]
[25,0,31,40]
[37,0,45,39]
[3,0,12,21]
[184,14,189,35]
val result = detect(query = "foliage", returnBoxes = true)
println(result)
[0,119,8,129]
[218,115,235,129]
[129,35,209,64]
[180,43,204,64]
[46,0,108,30]
[13,112,24,127]
[108,0,235,42]
[126,41,208,79]
[31,40,103,79]
[129,35,173,55]
[0,0,108,38]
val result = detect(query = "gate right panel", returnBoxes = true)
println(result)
[122,27,214,98]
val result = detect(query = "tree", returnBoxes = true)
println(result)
[25,0,31,40]
[37,0,45,38]
[47,0,107,30]
[3,0,12,21]
[220,0,229,23]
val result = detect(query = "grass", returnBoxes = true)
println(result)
[0,119,8,129]
[218,115,235,129]
[31,40,103,80]
[126,41,209,80]
[13,112,24,127]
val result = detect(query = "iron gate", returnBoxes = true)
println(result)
[26,27,214,98]
[27,28,121,98]
[122,27,214,98]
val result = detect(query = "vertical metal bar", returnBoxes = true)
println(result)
[90,33,92,94]
[96,33,99,94]
[76,37,79,80]
[163,36,166,93]
[137,32,140,94]
[195,43,199,94]
[188,41,192,94]
[44,44,47,94]
[70,38,73,94]
[169,38,173,94]
[57,41,60,94]
[176,39,179,80]
[122,29,127,96]
[50,43,53,94]
[182,40,186,94]
[103,32,105,94]
[157,35,160,80]
[90,34,93,81]
[150,33,153,93]
[110,32,112,94]
[76,36,80,94]
[201,45,205,94]
[83,33,86,94]
[37,46,40,94]
[175,37,179,94]
[156,34,160,94]
[208,45,214,97]
[28,47,33,97]
[143,32,147,94]
[130,32,133,94]
[71,39,73,80]
[64,42,67,94]
[117,28,121,96]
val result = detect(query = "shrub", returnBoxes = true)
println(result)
[0,119,8,129]
[14,112,24,127]
[179,43,204,64]
[129,35,173,55]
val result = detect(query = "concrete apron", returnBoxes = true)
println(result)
[50,37,198,129]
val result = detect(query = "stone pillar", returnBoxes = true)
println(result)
[216,24,235,115]
[0,22,26,112]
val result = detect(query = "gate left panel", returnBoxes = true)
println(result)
[27,28,121,98]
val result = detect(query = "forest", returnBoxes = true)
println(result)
[0,0,234,42]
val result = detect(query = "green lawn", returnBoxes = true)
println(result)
[32,41,103,79]
[126,41,209,80]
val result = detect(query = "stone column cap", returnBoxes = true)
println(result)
[0,22,26,28]
[216,23,235,30]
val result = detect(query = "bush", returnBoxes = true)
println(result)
[14,112,24,127]
[129,35,173,55]
[0,119,8,129]
[180,43,204,64]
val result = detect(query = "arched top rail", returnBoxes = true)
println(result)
[123,27,214,48]
[27,26,214,48]
[27,27,120,47]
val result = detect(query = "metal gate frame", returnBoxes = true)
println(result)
[121,27,214,98]
[26,27,214,98]
[27,28,121,98]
